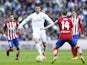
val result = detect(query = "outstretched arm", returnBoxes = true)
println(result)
[18,15,31,29]
[44,13,58,30]
[44,24,54,30]
[41,21,58,30]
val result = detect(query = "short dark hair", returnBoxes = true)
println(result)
[35,3,41,7]
[9,13,13,17]
[72,10,76,12]
[62,11,67,15]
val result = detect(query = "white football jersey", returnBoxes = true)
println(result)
[19,12,54,32]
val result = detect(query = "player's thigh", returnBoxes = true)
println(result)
[40,31,47,43]
[56,39,65,48]
[40,32,47,46]
[73,35,79,42]
[33,32,40,43]
[68,39,77,47]
[13,38,19,47]
[8,40,14,48]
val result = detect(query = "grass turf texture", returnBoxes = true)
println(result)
[0,50,87,65]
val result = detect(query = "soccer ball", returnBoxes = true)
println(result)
[36,55,43,62]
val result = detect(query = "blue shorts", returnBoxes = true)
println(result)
[8,38,19,48]
[56,39,77,48]
[73,35,79,42]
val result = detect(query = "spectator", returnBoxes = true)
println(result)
[0,0,87,40]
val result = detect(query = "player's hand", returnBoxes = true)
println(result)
[53,26,58,31]
[40,27,45,30]
[3,34,7,40]
[55,27,58,31]
[81,34,84,38]
[18,26,23,30]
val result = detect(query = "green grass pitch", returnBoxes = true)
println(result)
[0,50,87,65]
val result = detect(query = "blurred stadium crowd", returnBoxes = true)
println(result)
[0,0,87,41]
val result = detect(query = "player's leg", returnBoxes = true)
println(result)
[71,47,78,59]
[42,42,46,60]
[42,42,47,53]
[34,38,42,55]
[41,31,47,59]
[7,40,14,56]
[69,39,85,63]
[33,33,42,56]
[75,46,85,63]
[14,38,20,60]
[71,35,79,59]
[51,39,65,64]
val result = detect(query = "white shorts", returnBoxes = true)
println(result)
[33,30,47,42]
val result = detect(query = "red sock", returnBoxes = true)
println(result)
[71,47,77,57]
[8,48,13,52]
[75,47,78,56]
[53,47,58,57]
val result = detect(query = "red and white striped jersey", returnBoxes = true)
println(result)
[69,16,84,35]
[3,20,19,40]
[56,16,73,40]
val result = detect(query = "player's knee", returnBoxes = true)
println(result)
[53,46,58,50]
[17,47,20,50]
[35,41,39,43]
[8,48,13,51]
[34,38,39,43]
[43,42,47,47]
[44,44,47,47]
[71,47,75,49]
[75,45,80,49]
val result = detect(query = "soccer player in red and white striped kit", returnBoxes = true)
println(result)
[41,11,85,64]
[70,10,85,59]
[3,14,20,60]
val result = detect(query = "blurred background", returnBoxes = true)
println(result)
[0,0,87,41]
[0,1,87,64]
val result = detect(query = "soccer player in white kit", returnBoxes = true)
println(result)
[18,5,57,60]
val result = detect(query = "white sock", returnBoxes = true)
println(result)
[36,43,42,55]
[16,50,18,54]
[77,47,83,56]
[77,48,82,53]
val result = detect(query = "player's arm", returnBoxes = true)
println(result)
[16,21,19,26]
[44,13,58,30]
[41,21,57,30]
[3,23,7,32]
[79,18,85,37]
[15,21,21,32]
[69,19,73,33]
[18,15,31,29]
[2,23,7,39]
